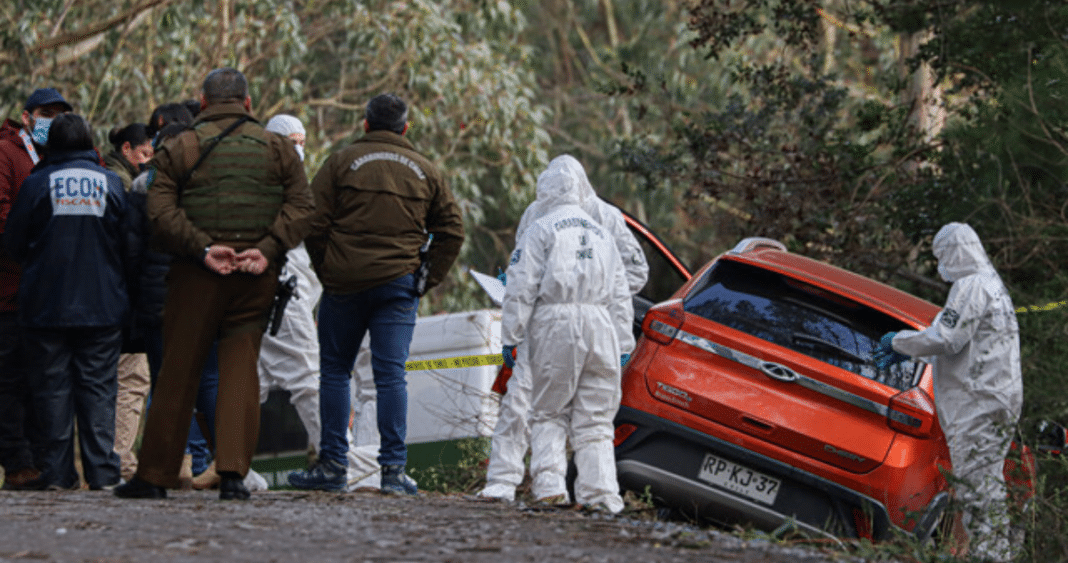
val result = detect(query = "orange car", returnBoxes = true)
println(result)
[613,235,1029,541]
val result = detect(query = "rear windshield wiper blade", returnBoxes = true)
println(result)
[791,332,866,364]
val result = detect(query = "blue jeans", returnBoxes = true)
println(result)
[145,326,218,474]
[318,274,418,467]
[23,326,122,489]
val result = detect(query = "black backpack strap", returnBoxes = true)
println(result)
[177,115,252,193]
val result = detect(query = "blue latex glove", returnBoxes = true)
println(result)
[497,267,507,286]
[872,332,908,370]
[621,353,631,368]
[502,345,516,368]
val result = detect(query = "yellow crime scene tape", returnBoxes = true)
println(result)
[1017,300,1068,314]
[405,353,504,372]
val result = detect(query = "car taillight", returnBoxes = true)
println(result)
[887,387,936,438]
[614,424,638,447]
[643,300,685,345]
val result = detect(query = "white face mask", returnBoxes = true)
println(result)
[294,144,305,162]
[31,116,53,146]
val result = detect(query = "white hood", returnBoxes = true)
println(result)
[533,155,585,211]
[932,222,994,283]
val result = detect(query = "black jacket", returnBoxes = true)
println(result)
[4,149,137,328]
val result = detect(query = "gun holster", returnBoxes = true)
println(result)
[266,274,298,336]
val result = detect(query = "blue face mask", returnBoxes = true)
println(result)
[31,116,53,146]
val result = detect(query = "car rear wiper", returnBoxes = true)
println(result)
[790,332,867,364]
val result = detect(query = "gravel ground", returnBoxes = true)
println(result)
[0,489,870,563]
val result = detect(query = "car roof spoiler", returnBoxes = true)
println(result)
[729,237,788,255]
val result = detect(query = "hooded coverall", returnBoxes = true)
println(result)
[890,222,1023,562]
[499,160,634,512]
[480,155,647,502]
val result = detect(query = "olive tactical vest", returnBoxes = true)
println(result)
[180,119,283,242]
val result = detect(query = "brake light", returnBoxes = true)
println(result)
[614,424,638,447]
[887,387,936,438]
[643,300,685,345]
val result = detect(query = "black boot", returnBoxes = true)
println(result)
[114,476,167,499]
[219,472,250,501]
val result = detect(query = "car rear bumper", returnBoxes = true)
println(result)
[615,406,944,540]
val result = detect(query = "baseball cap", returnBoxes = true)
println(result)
[24,88,73,112]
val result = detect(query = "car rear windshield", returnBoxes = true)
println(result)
[683,260,923,391]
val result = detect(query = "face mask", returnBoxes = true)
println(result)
[937,262,952,283]
[294,144,305,162]
[31,116,53,146]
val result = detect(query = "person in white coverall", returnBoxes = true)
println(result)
[499,158,635,513]
[258,114,321,455]
[479,155,647,503]
[874,222,1022,562]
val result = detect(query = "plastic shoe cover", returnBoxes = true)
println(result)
[477,482,516,502]
[380,464,419,496]
[244,469,269,491]
[287,458,347,491]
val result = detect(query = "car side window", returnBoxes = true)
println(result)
[683,260,923,391]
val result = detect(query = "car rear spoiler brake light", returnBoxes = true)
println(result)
[887,387,936,438]
[642,300,685,345]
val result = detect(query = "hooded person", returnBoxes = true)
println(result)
[265,114,306,162]
[256,113,321,471]
[874,222,1023,562]
[479,155,647,502]
[499,157,634,513]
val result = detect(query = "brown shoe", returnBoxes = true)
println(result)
[191,461,220,490]
[178,454,194,490]
[2,467,44,490]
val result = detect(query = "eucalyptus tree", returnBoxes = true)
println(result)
[0,0,551,312]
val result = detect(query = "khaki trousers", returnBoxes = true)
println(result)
[114,353,150,480]
[135,259,276,488]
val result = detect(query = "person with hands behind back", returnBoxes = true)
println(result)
[115,67,314,502]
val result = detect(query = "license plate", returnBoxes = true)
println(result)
[697,453,781,505]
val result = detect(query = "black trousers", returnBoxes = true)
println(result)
[0,312,36,474]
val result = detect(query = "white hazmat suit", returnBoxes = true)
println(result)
[480,155,648,502]
[889,222,1023,562]
[258,115,322,455]
[257,242,323,453]
[500,159,635,512]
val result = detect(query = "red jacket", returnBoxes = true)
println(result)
[0,118,36,313]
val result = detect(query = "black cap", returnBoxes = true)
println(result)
[24,88,73,112]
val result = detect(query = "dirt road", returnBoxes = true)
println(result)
[0,489,864,563]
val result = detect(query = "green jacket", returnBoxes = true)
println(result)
[102,151,138,191]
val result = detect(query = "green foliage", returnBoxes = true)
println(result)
[0,0,551,314]
[610,0,936,281]
[408,437,491,494]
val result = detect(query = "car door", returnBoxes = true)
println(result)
[619,209,692,331]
